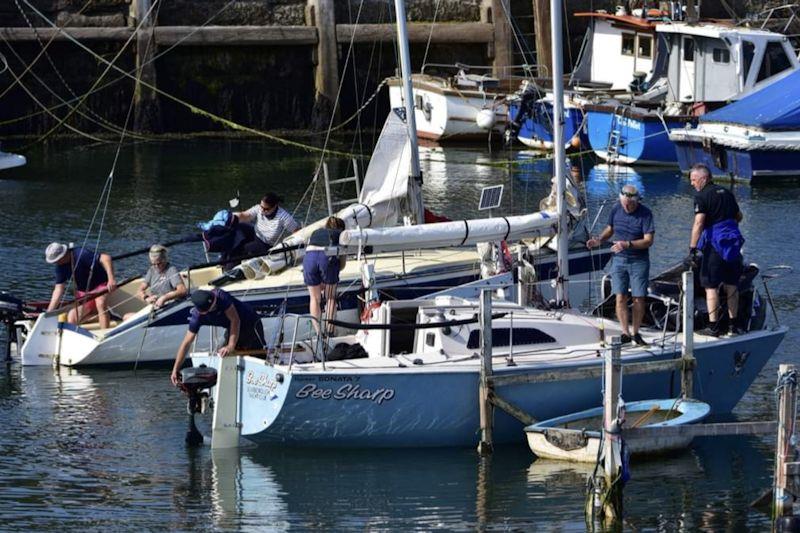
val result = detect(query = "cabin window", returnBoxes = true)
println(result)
[637,35,653,59]
[742,41,755,80]
[712,48,730,63]
[621,33,635,56]
[683,38,695,62]
[466,328,557,349]
[757,41,792,82]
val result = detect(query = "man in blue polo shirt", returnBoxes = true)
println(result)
[170,289,265,386]
[587,184,655,345]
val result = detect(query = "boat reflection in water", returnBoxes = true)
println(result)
[584,163,681,199]
[202,434,772,530]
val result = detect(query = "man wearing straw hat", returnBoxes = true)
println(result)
[45,242,117,329]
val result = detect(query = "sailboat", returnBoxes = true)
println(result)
[187,0,787,449]
[13,4,611,368]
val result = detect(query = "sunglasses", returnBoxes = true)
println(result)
[620,191,639,198]
[260,205,277,213]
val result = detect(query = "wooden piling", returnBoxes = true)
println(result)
[306,0,340,130]
[601,337,624,523]
[681,270,695,398]
[532,0,552,77]
[131,0,161,132]
[774,364,798,520]
[477,289,494,455]
[481,0,514,78]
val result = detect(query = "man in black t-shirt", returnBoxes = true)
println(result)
[688,164,744,336]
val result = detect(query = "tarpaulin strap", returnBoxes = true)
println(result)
[459,220,470,246]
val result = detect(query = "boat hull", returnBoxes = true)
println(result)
[19,248,611,367]
[388,79,506,142]
[587,107,694,165]
[673,140,800,181]
[509,97,587,150]
[196,327,785,448]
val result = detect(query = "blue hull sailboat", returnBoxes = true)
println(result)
[189,0,787,451]
[670,68,800,181]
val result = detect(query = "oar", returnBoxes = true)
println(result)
[112,234,203,261]
[48,274,140,316]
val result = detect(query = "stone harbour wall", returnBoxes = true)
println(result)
[0,1,758,136]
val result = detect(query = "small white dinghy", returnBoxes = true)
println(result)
[525,399,711,463]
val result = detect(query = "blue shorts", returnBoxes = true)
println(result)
[302,250,340,286]
[610,255,650,298]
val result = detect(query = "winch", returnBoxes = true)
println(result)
[179,364,218,446]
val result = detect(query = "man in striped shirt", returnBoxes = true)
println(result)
[235,192,301,256]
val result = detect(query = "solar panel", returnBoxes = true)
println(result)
[478,185,503,211]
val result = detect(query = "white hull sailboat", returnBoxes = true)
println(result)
[15,18,611,368]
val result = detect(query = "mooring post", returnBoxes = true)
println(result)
[774,364,798,520]
[131,0,162,132]
[477,288,494,455]
[531,0,552,77]
[306,0,340,129]
[681,270,695,398]
[601,336,624,523]
[481,0,514,78]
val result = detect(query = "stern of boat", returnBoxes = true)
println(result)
[20,313,99,366]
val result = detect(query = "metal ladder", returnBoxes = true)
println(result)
[605,107,624,160]
[323,158,362,216]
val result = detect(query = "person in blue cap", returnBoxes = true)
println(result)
[170,289,264,386]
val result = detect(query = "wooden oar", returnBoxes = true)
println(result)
[630,405,660,428]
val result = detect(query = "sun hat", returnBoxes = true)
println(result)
[191,290,215,312]
[45,242,69,264]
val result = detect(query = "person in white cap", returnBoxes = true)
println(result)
[45,242,117,328]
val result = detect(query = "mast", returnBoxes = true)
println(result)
[393,0,425,224]
[550,0,569,306]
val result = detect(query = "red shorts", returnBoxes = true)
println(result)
[75,283,108,314]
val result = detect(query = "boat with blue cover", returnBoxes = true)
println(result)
[525,398,711,462]
[586,21,799,165]
[670,67,800,181]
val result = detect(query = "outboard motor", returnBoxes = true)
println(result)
[179,365,218,446]
[0,292,25,362]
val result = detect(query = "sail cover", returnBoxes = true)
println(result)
[701,68,800,131]
[338,211,557,254]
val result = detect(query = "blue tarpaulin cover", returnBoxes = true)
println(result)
[701,68,800,131]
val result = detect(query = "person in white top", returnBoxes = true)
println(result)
[234,192,300,256]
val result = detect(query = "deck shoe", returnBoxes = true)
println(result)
[620,334,632,344]
[698,322,723,337]
[728,324,743,336]
[632,333,649,346]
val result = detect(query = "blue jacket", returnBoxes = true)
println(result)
[698,219,744,263]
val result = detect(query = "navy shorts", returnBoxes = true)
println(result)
[302,250,340,286]
[699,245,743,288]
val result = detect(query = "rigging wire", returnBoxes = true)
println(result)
[16,0,359,158]
[8,0,150,140]
[18,0,161,150]
[421,0,442,68]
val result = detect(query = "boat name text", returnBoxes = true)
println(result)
[295,383,395,404]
